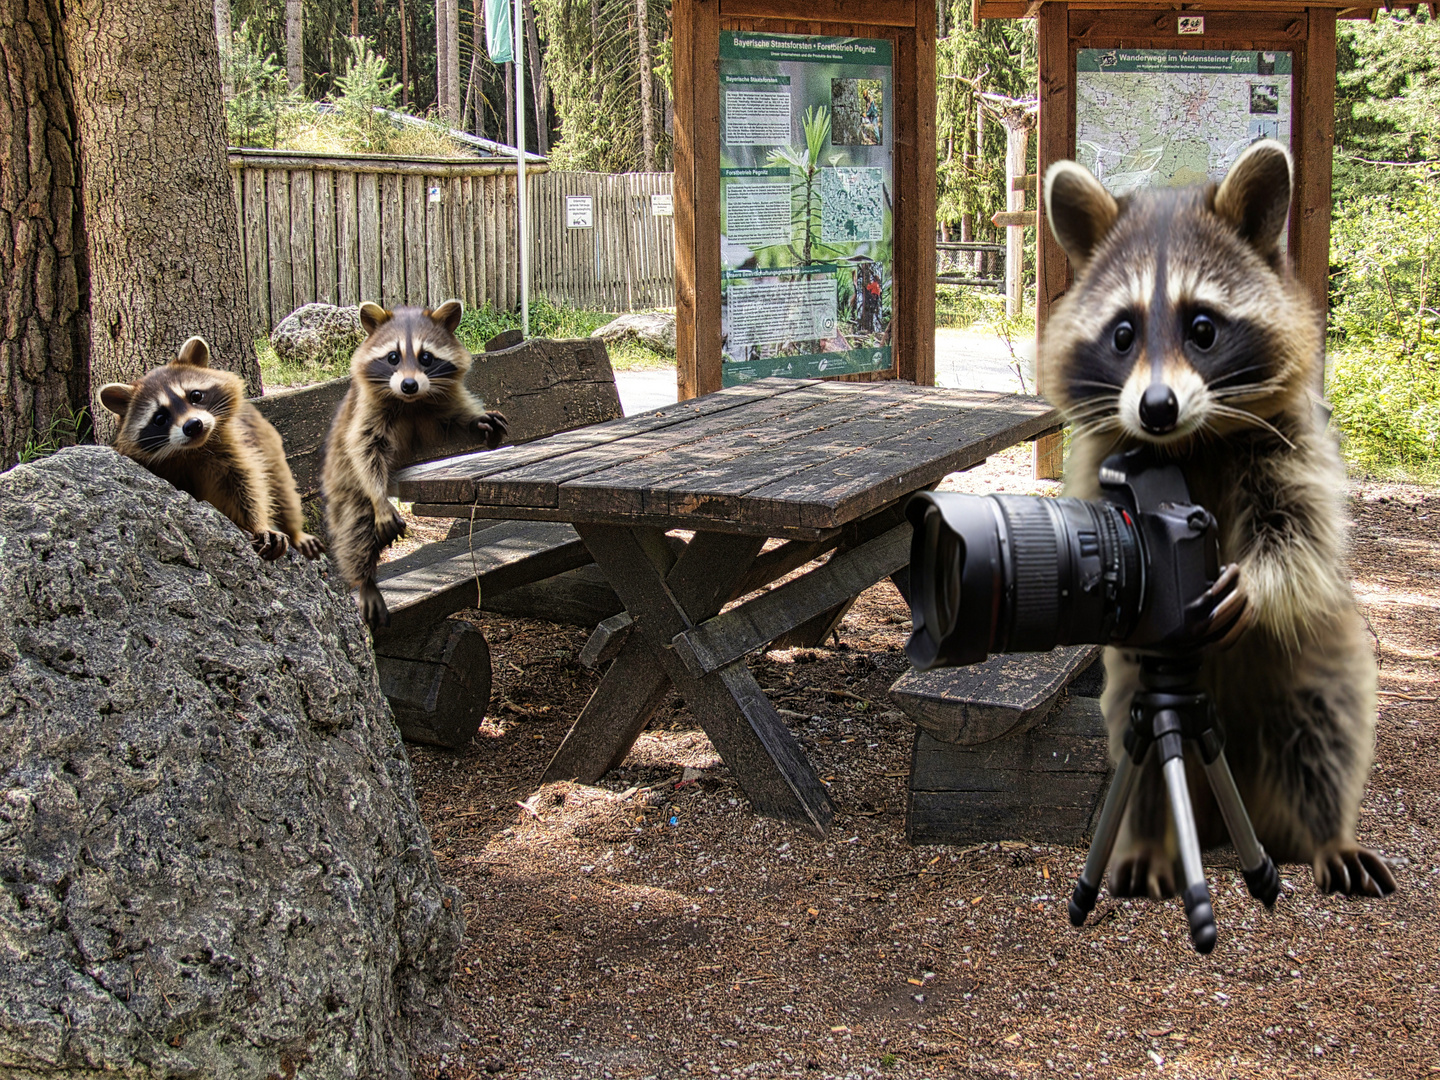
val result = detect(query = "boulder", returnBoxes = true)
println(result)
[590,311,676,356]
[0,448,463,1079]
[270,303,366,366]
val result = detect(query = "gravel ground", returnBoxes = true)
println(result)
[395,444,1439,1080]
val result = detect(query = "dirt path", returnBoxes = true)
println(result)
[407,449,1439,1080]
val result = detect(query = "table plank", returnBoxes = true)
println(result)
[395,377,818,504]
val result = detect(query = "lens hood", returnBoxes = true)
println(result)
[902,491,1008,670]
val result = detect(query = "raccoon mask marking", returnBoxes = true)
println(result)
[1041,141,1316,452]
[100,337,241,463]
[354,300,469,402]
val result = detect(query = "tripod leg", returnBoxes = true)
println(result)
[1069,749,1143,926]
[1155,708,1217,954]
[1200,750,1280,906]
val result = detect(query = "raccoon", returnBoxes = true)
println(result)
[100,337,323,562]
[322,299,507,628]
[1039,140,1396,900]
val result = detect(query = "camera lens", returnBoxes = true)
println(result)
[903,492,1143,670]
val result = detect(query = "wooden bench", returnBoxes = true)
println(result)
[890,645,1114,845]
[251,333,628,748]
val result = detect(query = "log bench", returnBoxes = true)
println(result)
[890,644,1114,845]
[251,334,630,748]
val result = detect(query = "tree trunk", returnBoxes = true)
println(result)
[0,0,90,468]
[285,0,302,91]
[468,0,483,135]
[435,0,449,116]
[352,0,360,36]
[398,0,410,107]
[213,0,232,97]
[636,0,653,170]
[63,0,260,438]
[522,0,545,154]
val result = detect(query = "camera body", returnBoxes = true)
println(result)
[903,448,1221,670]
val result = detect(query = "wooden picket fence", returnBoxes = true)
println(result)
[229,150,675,333]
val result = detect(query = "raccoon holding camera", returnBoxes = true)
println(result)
[1039,140,1395,900]
[322,299,508,629]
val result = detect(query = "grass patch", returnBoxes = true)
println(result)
[16,404,92,464]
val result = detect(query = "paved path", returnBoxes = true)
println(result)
[612,329,1034,416]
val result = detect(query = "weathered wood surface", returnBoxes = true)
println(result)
[253,335,622,499]
[396,379,1058,539]
[375,617,492,748]
[889,644,1103,745]
[907,695,1112,846]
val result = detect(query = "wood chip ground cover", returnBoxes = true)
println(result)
[402,446,1440,1079]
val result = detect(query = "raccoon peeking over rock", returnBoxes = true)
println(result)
[100,337,323,562]
[1039,140,1396,901]
[322,299,508,629]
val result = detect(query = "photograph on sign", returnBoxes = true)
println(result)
[566,194,594,228]
[1076,50,1292,195]
[718,32,893,386]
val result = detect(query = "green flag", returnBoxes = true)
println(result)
[485,0,513,64]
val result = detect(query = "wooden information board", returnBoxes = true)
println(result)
[673,0,937,400]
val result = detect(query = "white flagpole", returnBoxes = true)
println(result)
[513,0,529,337]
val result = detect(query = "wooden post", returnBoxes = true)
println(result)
[1004,116,1030,317]
[1032,2,1068,481]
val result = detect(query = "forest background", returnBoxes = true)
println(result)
[150,3,1440,479]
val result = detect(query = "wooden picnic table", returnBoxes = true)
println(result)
[395,377,1058,836]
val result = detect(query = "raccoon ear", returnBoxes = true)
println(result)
[99,383,135,418]
[359,302,393,335]
[1044,161,1119,271]
[1214,139,1292,256]
[173,336,211,368]
[429,298,464,335]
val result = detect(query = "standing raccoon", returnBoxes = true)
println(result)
[322,299,508,628]
[1039,140,1396,900]
[100,337,323,562]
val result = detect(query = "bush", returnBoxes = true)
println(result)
[1327,183,1440,477]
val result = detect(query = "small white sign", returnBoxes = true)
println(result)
[1177,15,1204,34]
[428,185,442,203]
[651,192,674,217]
[566,195,594,228]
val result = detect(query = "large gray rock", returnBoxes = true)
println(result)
[590,311,676,356]
[271,303,365,366]
[0,447,463,1079]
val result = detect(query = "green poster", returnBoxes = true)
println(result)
[719,32,893,387]
[1076,50,1293,194]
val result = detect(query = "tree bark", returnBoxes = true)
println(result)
[352,0,360,37]
[63,0,260,438]
[522,0,545,154]
[636,0,653,170]
[285,0,302,91]
[398,0,410,107]
[0,0,89,468]
[213,0,231,97]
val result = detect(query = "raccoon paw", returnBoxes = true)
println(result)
[1109,846,1178,901]
[358,578,391,629]
[1313,842,1397,898]
[294,532,325,560]
[375,509,408,548]
[473,410,509,450]
[251,530,289,561]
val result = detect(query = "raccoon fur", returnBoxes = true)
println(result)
[321,299,508,628]
[100,337,323,562]
[1039,140,1395,900]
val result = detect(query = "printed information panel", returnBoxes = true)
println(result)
[1076,50,1293,194]
[719,31,893,385]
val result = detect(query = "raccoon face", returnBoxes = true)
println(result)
[1041,141,1315,449]
[353,299,471,401]
[100,337,241,461]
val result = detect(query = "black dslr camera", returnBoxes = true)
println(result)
[903,448,1221,669]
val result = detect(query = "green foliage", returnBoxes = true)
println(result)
[331,37,404,153]
[768,107,842,266]
[1327,190,1440,477]
[17,405,92,465]
[224,23,296,148]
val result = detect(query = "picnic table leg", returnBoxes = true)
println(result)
[576,524,835,837]
[542,639,672,782]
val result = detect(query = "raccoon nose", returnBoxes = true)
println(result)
[182,418,204,439]
[401,378,419,396]
[1139,384,1179,434]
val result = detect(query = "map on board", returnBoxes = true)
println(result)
[1076,50,1292,196]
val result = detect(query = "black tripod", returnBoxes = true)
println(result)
[1067,654,1280,953]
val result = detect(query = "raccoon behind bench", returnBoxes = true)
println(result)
[1039,140,1396,900]
[322,299,508,629]
[100,337,323,562]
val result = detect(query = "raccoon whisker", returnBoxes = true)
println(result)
[1066,379,1126,392]
[1063,402,1122,425]
[1207,404,1297,450]
[1207,365,1275,389]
